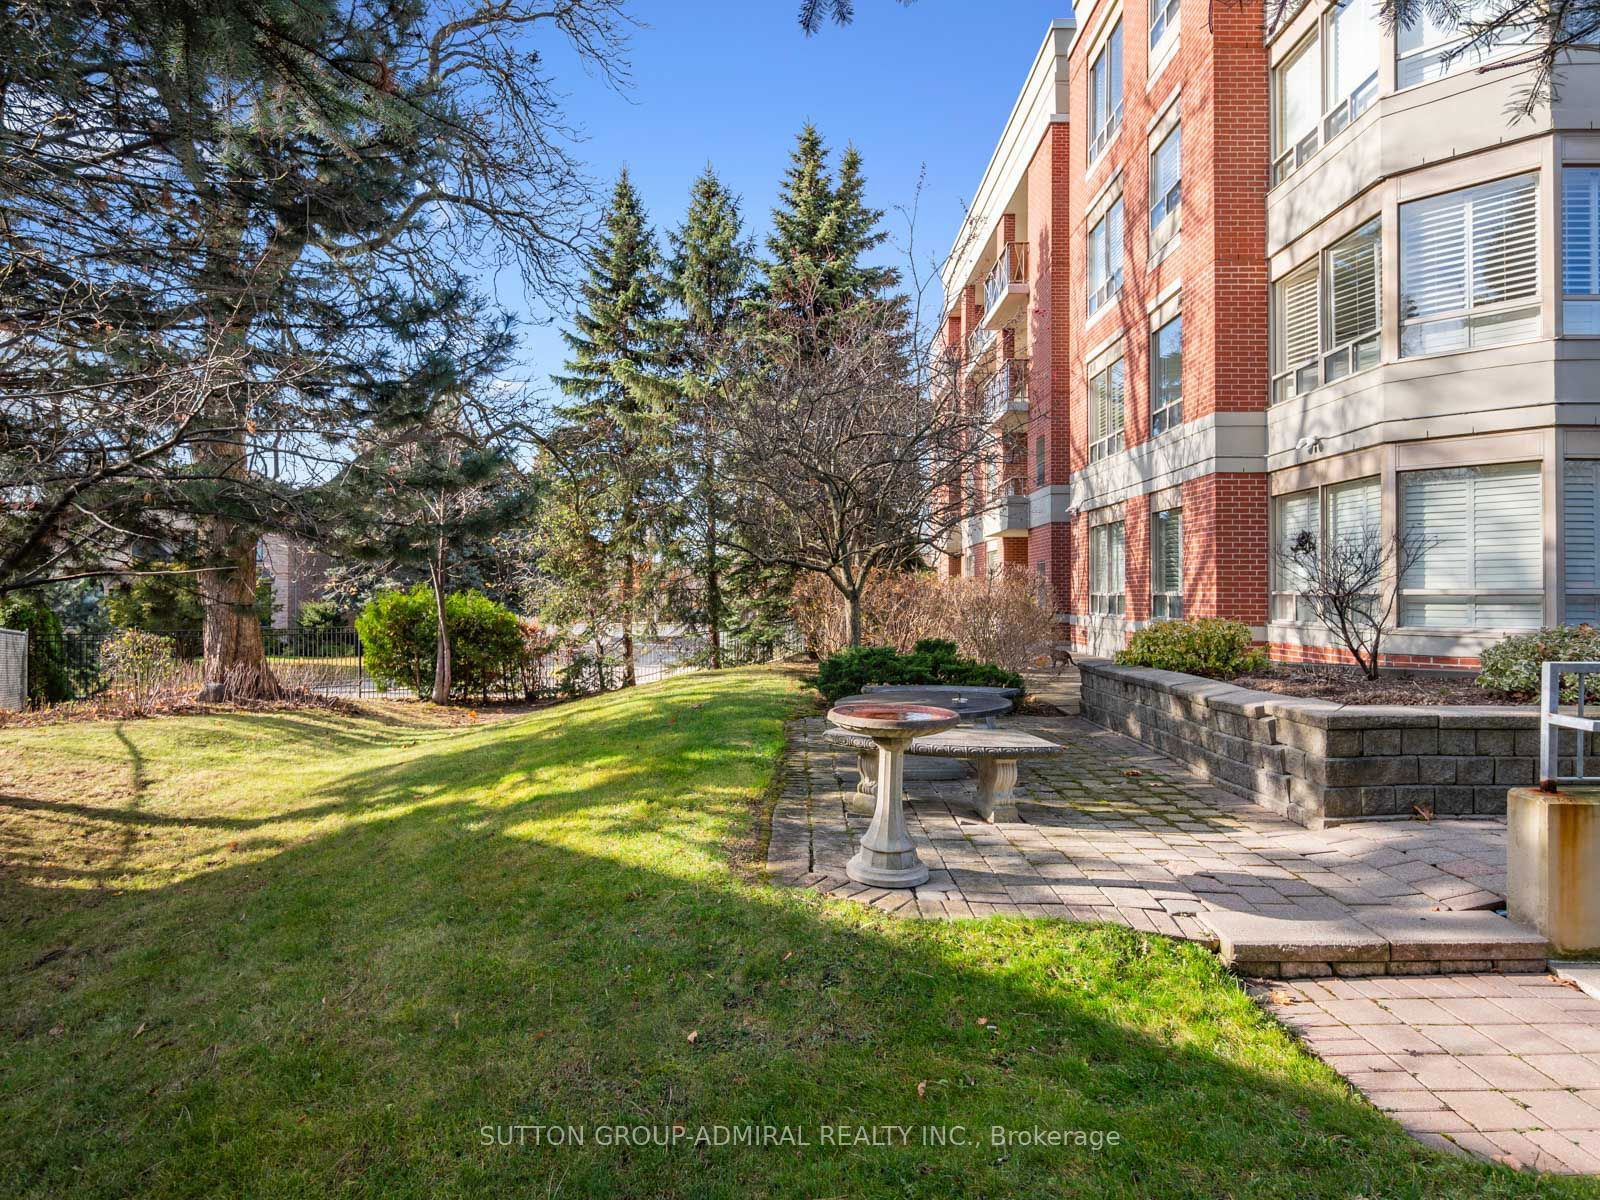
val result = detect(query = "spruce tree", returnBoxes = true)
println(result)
[547,170,673,687]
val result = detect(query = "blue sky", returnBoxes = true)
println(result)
[499,0,1066,382]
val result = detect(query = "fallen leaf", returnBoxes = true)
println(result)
[1493,1153,1524,1170]
[1122,769,1143,777]
[976,1016,988,1026]
[781,950,793,962]
[916,1081,927,1099]
[1268,990,1298,1005]
[227,841,240,853]
[132,1022,147,1039]
[686,1030,699,1044]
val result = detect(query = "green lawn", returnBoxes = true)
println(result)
[1,666,1594,1199]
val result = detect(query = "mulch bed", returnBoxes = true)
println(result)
[1229,666,1526,707]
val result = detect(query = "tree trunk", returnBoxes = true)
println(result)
[846,588,863,648]
[430,555,451,704]
[705,489,723,670]
[195,428,280,702]
[620,551,637,687]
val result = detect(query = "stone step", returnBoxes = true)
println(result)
[1201,907,1549,978]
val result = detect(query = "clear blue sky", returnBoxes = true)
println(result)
[499,0,1066,382]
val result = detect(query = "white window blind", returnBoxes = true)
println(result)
[1151,313,1183,435]
[1275,34,1321,184]
[1565,460,1600,624]
[1088,200,1125,315]
[1400,174,1540,357]
[1325,219,1381,382]
[1089,358,1126,462]
[1563,167,1600,334]
[1324,0,1379,138]
[1400,463,1543,629]
[1089,24,1124,161]
[1273,490,1320,620]
[1326,477,1381,550]
[1274,262,1320,402]
[1151,508,1183,619]
[1091,521,1127,615]
[1150,125,1182,246]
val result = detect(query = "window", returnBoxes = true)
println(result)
[1323,0,1380,140]
[1400,463,1543,629]
[1397,0,1524,89]
[1400,174,1539,357]
[1150,124,1182,251]
[1326,477,1381,551]
[1274,34,1320,184]
[1089,358,1126,462]
[1151,508,1183,618]
[1090,521,1126,615]
[1151,313,1183,435]
[1035,434,1047,487]
[1087,199,1125,315]
[1150,0,1179,49]
[1088,23,1124,162]
[1563,167,1600,334]
[1324,218,1381,382]
[1273,220,1382,401]
[1565,461,1600,623]
[1273,490,1320,620]
[1273,262,1321,402]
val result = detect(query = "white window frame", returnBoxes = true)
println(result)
[1151,507,1183,619]
[1399,462,1545,631]
[1273,31,1321,186]
[1088,22,1125,165]
[1272,489,1321,621]
[1273,1,1380,187]
[1272,218,1382,402]
[1150,0,1180,52]
[1150,312,1183,436]
[1396,0,1528,90]
[1399,173,1540,359]
[1090,520,1127,616]
[1087,199,1125,316]
[1088,358,1126,463]
[1272,261,1321,403]
[1322,0,1380,142]
[1563,166,1600,335]
[1149,124,1182,253]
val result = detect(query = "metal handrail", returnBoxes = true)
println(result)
[1539,661,1600,788]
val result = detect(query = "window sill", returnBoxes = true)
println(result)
[1270,357,1383,406]
[1085,129,1121,178]
[1147,32,1179,88]
[1085,295,1121,330]
[1148,230,1180,271]
[1396,331,1541,367]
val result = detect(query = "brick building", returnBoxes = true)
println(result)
[939,5,1600,669]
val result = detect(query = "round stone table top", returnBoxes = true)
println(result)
[826,701,960,738]
[835,686,1012,723]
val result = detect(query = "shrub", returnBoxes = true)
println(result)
[100,629,177,711]
[296,600,344,631]
[355,585,527,701]
[812,638,1024,703]
[1114,619,1268,680]
[0,597,71,706]
[1477,625,1600,701]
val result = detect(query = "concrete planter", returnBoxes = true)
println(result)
[1078,659,1556,827]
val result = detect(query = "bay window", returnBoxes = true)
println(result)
[1151,508,1183,619]
[1087,199,1125,316]
[1088,358,1126,463]
[1272,490,1320,621]
[1400,463,1543,629]
[1274,33,1321,185]
[1399,174,1539,357]
[1323,218,1381,382]
[1272,262,1321,402]
[1088,23,1124,163]
[1397,0,1525,89]
[1273,0,1379,185]
[1151,313,1182,435]
[1150,124,1182,251]
[1323,0,1380,139]
[1090,521,1127,616]
[1563,167,1600,334]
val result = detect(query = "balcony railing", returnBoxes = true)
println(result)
[982,242,1030,318]
[965,324,996,371]
[980,358,1029,424]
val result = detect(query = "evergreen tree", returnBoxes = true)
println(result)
[546,171,673,687]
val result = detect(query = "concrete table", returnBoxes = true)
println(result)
[824,726,1065,823]
[836,686,1012,728]
[827,701,959,888]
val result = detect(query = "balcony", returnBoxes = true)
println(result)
[979,357,1029,426]
[964,324,996,375]
[981,478,1031,538]
[981,242,1029,330]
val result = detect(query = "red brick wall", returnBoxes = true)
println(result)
[1181,473,1269,624]
[1124,497,1150,624]
[1028,521,1072,613]
[1027,124,1073,496]
[1001,535,1029,567]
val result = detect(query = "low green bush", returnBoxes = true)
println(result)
[1477,625,1600,701]
[295,600,345,631]
[812,637,1024,704]
[1114,619,1268,680]
[356,585,525,701]
[0,596,71,706]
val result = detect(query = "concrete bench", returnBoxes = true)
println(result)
[823,727,1064,823]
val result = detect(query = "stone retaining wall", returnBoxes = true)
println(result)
[1078,660,1557,827]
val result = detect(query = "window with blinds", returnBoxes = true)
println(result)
[1399,462,1543,629]
[1273,490,1320,620]
[1150,125,1182,250]
[1399,174,1540,357]
[1089,358,1126,463]
[1275,32,1321,184]
[1151,508,1183,619]
[1089,24,1124,163]
[1325,219,1381,382]
[1151,314,1183,436]
[1324,0,1379,139]
[1088,200,1125,315]
[1273,263,1320,402]
[1090,521,1127,615]
[1565,460,1600,624]
[1563,167,1600,335]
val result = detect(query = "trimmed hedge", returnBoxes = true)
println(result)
[356,585,525,701]
[812,638,1023,704]
[1114,619,1268,680]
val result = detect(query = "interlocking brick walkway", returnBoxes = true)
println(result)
[1259,974,1600,1172]
[769,714,1508,924]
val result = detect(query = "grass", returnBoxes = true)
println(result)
[1,665,1595,1199]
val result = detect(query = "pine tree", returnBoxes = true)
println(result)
[546,170,673,687]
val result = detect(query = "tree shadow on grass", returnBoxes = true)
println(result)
[2,782,1590,1197]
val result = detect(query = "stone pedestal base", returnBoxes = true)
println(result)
[1508,786,1600,955]
[845,735,928,888]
